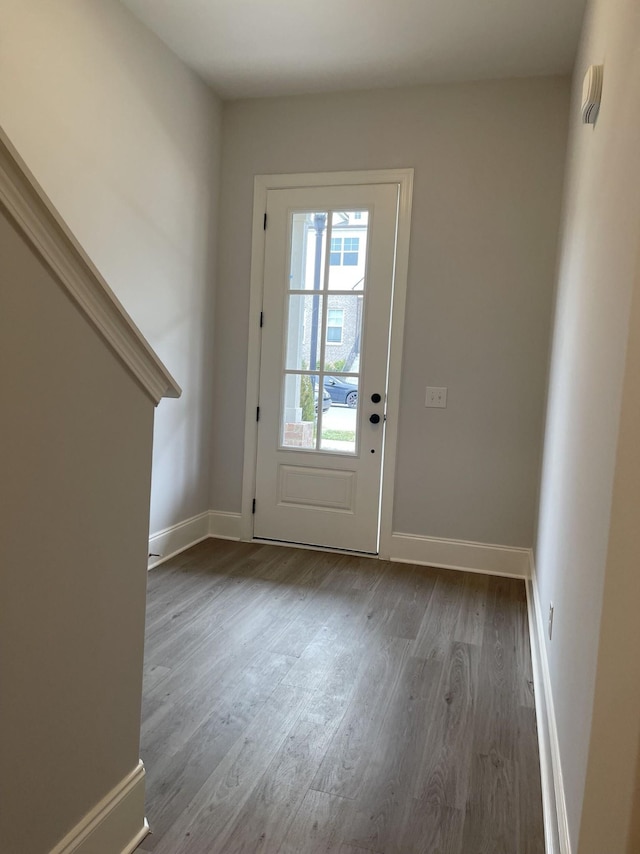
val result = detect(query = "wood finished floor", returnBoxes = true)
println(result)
[139,539,543,854]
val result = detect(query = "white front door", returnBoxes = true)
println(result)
[253,183,399,553]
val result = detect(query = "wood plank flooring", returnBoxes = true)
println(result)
[139,539,543,854]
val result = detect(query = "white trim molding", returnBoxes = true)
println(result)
[0,127,180,405]
[527,550,572,854]
[240,168,414,546]
[148,511,211,569]
[148,511,243,569]
[50,760,148,854]
[389,531,530,578]
[149,512,532,584]
[209,510,243,541]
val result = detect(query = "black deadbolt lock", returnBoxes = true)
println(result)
[371,393,382,403]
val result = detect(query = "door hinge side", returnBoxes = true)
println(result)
[252,498,256,514]
[263,213,267,230]
[256,406,260,422]
[260,311,264,328]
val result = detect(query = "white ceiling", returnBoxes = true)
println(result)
[122,0,587,100]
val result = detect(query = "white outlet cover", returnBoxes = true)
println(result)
[426,386,447,408]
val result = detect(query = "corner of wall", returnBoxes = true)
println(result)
[527,552,572,854]
[50,762,148,854]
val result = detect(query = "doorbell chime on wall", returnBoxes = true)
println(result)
[581,65,604,125]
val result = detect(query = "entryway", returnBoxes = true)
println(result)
[243,171,413,554]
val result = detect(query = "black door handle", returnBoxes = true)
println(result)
[369,413,381,424]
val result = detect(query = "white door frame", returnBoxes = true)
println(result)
[240,169,413,560]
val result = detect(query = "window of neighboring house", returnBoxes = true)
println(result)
[330,236,360,266]
[353,212,362,220]
[327,309,344,344]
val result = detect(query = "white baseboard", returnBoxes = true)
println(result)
[389,531,530,577]
[527,551,572,854]
[148,515,528,580]
[147,511,210,569]
[208,510,242,541]
[50,760,148,854]
[147,511,242,570]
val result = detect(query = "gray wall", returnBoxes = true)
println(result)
[534,0,640,849]
[0,211,153,854]
[212,77,570,547]
[0,0,222,535]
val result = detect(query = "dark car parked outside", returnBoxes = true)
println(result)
[324,376,358,408]
[315,387,332,412]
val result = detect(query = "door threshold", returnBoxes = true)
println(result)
[252,537,378,559]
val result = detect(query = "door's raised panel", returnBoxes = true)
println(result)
[278,464,356,513]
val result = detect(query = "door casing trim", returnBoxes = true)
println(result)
[240,168,414,558]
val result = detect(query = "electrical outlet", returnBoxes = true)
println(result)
[548,603,554,640]
[426,386,447,408]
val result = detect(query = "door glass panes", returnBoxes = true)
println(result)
[321,385,357,454]
[323,294,363,374]
[289,212,327,290]
[327,211,368,292]
[281,374,318,449]
[285,294,323,371]
[281,209,369,454]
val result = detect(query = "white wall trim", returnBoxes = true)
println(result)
[209,510,243,540]
[376,172,414,560]
[148,511,211,569]
[49,760,148,854]
[389,531,530,577]
[149,512,533,585]
[148,511,243,569]
[0,128,180,405]
[527,550,572,854]
[240,168,414,546]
